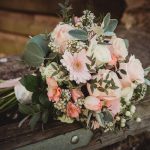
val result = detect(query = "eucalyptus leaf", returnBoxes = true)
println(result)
[145,78,150,86]
[103,110,113,123]
[104,19,118,32]
[29,113,41,130]
[144,66,150,76]
[87,112,92,128]
[22,34,49,67]
[69,29,88,41]
[103,31,115,36]
[95,113,105,127]
[20,75,38,92]
[124,39,129,49]
[102,13,110,29]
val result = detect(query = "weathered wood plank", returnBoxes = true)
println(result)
[0,98,150,150]
[0,0,86,15]
[0,10,60,36]
[0,32,27,55]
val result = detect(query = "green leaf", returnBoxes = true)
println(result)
[120,69,127,75]
[102,13,110,29]
[104,19,118,32]
[103,110,113,123]
[20,75,38,92]
[103,31,115,36]
[124,39,129,49]
[144,66,150,76]
[42,109,49,123]
[19,103,34,115]
[95,113,105,127]
[29,113,41,130]
[22,34,49,67]
[87,112,92,128]
[39,93,50,107]
[69,29,88,41]
[145,78,150,86]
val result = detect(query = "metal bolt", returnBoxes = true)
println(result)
[71,135,79,144]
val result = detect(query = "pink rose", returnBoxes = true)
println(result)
[52,24,75,53]
[105,99,121,116]
[84,96,102,111]
[87,70,122,101]
[71,89,83,101]
[109,37,128,60]
[46,77,61,102]
[119,55,144,88]
[67,102,81,118]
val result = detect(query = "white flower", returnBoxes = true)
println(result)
[130,105,136,113]
[125,111,131,117]
[109,37,128,60]
[40,62,64,82]
[136,117,141,122]
[87,36,112,66]
[121,86,134,102]
[14,82,32,104]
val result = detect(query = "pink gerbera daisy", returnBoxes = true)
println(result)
[61,50,91,84]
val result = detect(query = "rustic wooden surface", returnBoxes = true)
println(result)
[0,97,149,150]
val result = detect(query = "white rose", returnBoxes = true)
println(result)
[109,37,128,60]
[51,23,75,53]
[14,82,32,104]
[87,37,112,66]
[120,55,144,88]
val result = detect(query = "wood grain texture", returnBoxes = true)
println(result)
[0,10,60,36]
[0,32,27,55]
[0,98,150,150]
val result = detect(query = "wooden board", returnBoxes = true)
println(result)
[0,10,60,36]
[0,97,150,150]
[0,32,27,55]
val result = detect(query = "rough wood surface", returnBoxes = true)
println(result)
[0,97,149,150]
[0,32,27,55]
[0,10,60,36]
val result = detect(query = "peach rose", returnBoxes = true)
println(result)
[87,70,122,101]
[71,88,83,101]
[119,55,144,88]
[46,77,61,102]
[52,24,75,53]
[109,37,128,60]
[67,102,81,118]
[105,99,121,116]
[84,96,102,111]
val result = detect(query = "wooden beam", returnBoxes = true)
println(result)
[0,10,60,36]
[0,32,27,55]
[0,0,86,15]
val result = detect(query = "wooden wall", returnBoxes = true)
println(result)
[0,0,125,56]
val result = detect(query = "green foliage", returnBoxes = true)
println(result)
[96,110,113,128]
[20,75,38,92]
[42,109,49,123]
[124,39,129,49]
[58,0,72,23]
[22,34,49,67]
[18,103,34,115]
[69,29,88,41]
[29,113,41,130]
[102,13,118,35]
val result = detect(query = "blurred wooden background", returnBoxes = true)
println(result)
[0,0,126,55]
[0,0,149,56]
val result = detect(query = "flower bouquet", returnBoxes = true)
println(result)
[0,1,150,132]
